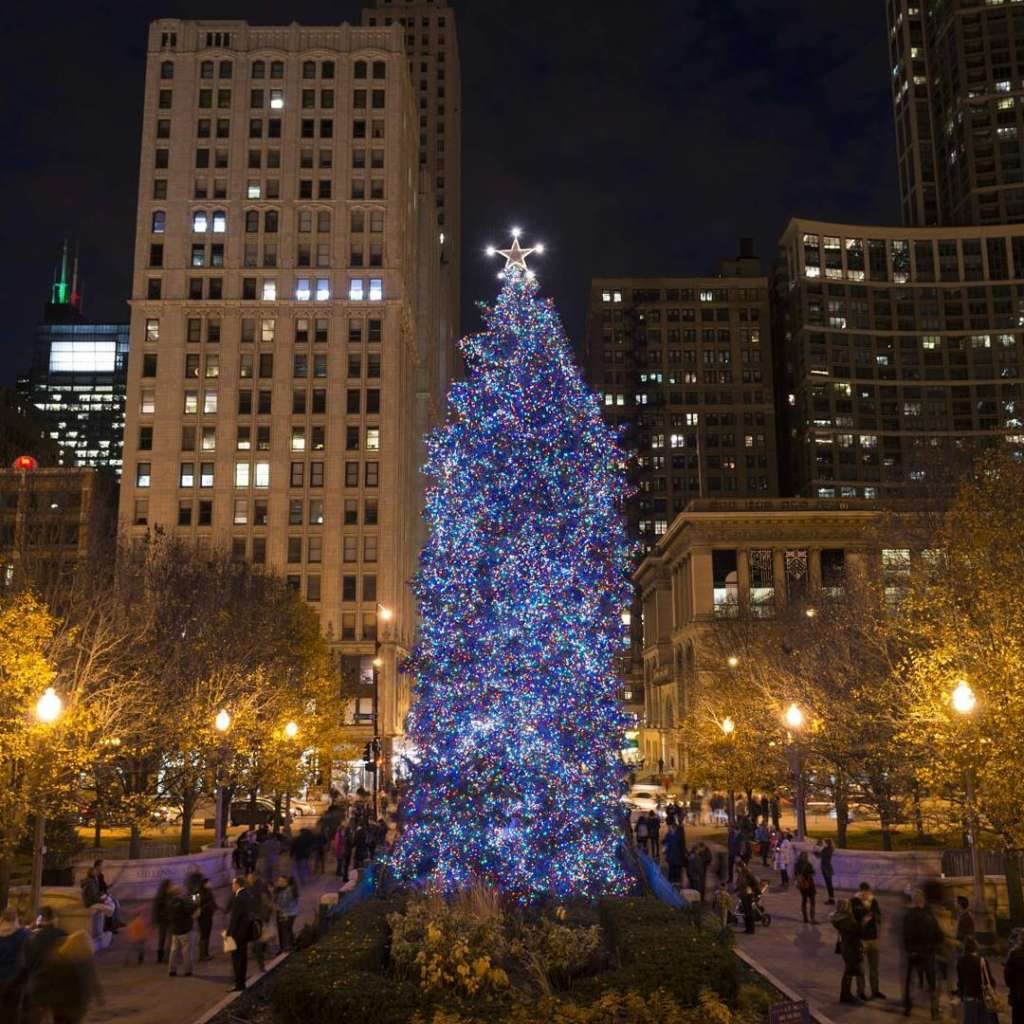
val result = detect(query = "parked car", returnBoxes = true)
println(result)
[229,798,290,827]
[288,797,318,817]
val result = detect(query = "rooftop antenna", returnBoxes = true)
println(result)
[70,241,82,312]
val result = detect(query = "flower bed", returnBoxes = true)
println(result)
[268,892,776,1024]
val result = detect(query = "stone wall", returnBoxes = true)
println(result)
[72,846,235,902]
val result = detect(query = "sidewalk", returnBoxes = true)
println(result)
[83,863,354,1024]
[715,855,962,1023]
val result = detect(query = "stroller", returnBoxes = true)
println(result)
[749,879,773,927]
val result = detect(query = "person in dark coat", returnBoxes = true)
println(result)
[662,823,684,883]
[735,862,760,935]
[646,811,661,863]
[152,878,174,964]
[852,882,886,999]
[1004,928,1024,1024]
[813,838,836,904]
[831,899,866,1003]
[957,936,998,1023]
[727,825,743,884]
[0,907,29,1016]
[226,877,255,992]
[15,906,69,1020]
[902,888,943,1019]
[197,877,218,961]
[794,851,817,924]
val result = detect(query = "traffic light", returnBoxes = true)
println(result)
[362,742,374,768]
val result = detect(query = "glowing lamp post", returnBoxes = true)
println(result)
[784,702,808,842]
[720,716,737,824]
[30,688,63,918]
[284,720,299,740]
[371,605,394,814]
[213,709,231,848]
[952,680,990,934]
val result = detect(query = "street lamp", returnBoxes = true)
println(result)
[372,605,394,816]
[213,709,231,848]
[726,654,740,669]
[720,716,737,824]
[284,720,299,740]
[784,702,807,841]
[804,607,817,619]
[30,688,64,918]
[952,680,990,934]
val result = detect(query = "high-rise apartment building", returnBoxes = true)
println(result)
[18,244,129,473]
[583,246,779,552]
[362,0,461,393]
[888,0,1024,227]
[776,217,1024,497]
[118,17,453,764]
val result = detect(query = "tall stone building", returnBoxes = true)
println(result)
[118,17,457,766]
[775,217,1024,498]
[888,0,1024,227]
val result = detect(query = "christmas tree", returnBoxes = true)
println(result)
[391,236,632,901]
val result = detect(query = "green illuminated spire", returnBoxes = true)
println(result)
[51,239,70,305]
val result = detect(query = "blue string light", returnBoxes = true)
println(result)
[390,266,632,901]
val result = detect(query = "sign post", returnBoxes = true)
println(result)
[769,1000,811,1024]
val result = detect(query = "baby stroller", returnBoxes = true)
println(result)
[750,879,772,927]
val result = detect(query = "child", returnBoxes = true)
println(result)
[125,910,150,965]
[712,881,737,929]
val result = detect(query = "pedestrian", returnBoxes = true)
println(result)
[124,910,149,966]
[92,859,123,930]
[728,825,743,883]
[712,881,737,930]
[291,828,313,884]
[760,793,770,825]
[16,906,68,1022]
[902,887,943,1020]
[152,878,173,963]
[646,811,661,863]
[0,907,29,1017]
[773,831,793,888]
[261,830,282,884]
[241,830,259,875]
[311,827,327,875]
[770,793,781,832]
[225,876,254,992]
[956,895,977,946]
[31,929,102,1024]
[794,850,817,924]
[1004,928,1024,1024]
[197,876,218,961]
[813,838,836,904]
[274,875,300,953]
[245,872,274,971]
[166,885,196,977]
[852,882,887,1000]
[635,814,649,856]
[831,899,867,1004]
[686,846,703,896]
[957,935,999,1024]
[755,821,771,867]
[663,822,684,884]
[735,862,759,935]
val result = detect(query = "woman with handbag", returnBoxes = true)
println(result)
[794,850,817,924]
[958,936,1002,1023]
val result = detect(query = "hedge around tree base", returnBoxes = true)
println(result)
[269,894,771,1024]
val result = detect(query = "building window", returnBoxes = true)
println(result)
[712,550,739,617]
[136,462,151,488]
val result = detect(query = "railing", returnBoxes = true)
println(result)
[941,848,1021,877]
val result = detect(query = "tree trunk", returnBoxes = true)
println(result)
[0,856,9,911]
[879,806,893,852]
[273,793,283,831]
[179,791,196,856]
[129,822,142,861]
[913,787,925,838]
[1005,847,1024,928]
[835,796,850,849]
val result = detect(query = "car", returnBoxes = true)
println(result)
[288,797,318,817]
[229,798,297,827]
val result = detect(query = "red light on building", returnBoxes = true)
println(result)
[12,455,38,471]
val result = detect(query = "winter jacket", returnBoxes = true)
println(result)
[832,909,864,970]
[0,923,29,985]
[169,894,196,936]
[275,886,299,919]
[903,905,943,957]
[852,894,882,940]
[1004,946,1024,1006]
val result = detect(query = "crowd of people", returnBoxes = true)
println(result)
[0,790,394,1021]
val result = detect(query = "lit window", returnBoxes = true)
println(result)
[349,278,364,300]
[613,291,622,302]
[235,462,250,487]
[366,427,380,450]
[136,463,151,488]
[146,318,160,341]
[140,389,156,414]
[291,427,306,451]
[212,210,227,232]
[601,291,611,302]
[368,278,383,300]
[295,277,311,301]
[247,181,261,199]
[184,391,198,414]
[316,277,331,300]
[192,211,208,232]
[152,210,166,233]
[254,462,270,488]
[262,279,277,300]
[203,390,218,413]
[180,463,195,487]
[270,89,284,109]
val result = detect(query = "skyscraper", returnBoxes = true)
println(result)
[18,242,129,474]
[889,0,1024,227]
[118,17,452,766]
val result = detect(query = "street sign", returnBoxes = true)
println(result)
[769,1000,810,1024]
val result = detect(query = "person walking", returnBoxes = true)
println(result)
[728,825,743,884]
[0,907,29,1017]
[852,882,887,1000]
[773,832,793,889]
[736,862,759,935]
[755,821,771,867]
[31,929,102,1024]
[152,878,173,964]
[813,838,836,904]
[646,811,661,863]
[244,872,274,972]
[197,876,218,962]
[663,822,684,884]
[957,936,999,1024]
[166,885,196,977]
[260,830,282,884]
[770,793,781,832]
[225,876,255,992]
[903,887,943,1020]
[1004,928,1024,1024]
[713,881,737,930]
[831,899,867,1004]
[635,814,649,856]
[17,906,68,1022]
[956,895,977,946]
[273,875,300,953]
[794,850,818,924]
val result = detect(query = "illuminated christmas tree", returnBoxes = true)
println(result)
[392,235,632,900]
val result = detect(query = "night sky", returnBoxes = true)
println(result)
[0,0,898,384]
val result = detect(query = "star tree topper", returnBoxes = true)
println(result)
[486,228,545,276]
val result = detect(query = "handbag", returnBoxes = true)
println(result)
[982,957,1003,1016]
[222,930,237,953]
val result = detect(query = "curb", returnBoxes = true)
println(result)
[732,945,839,1024]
